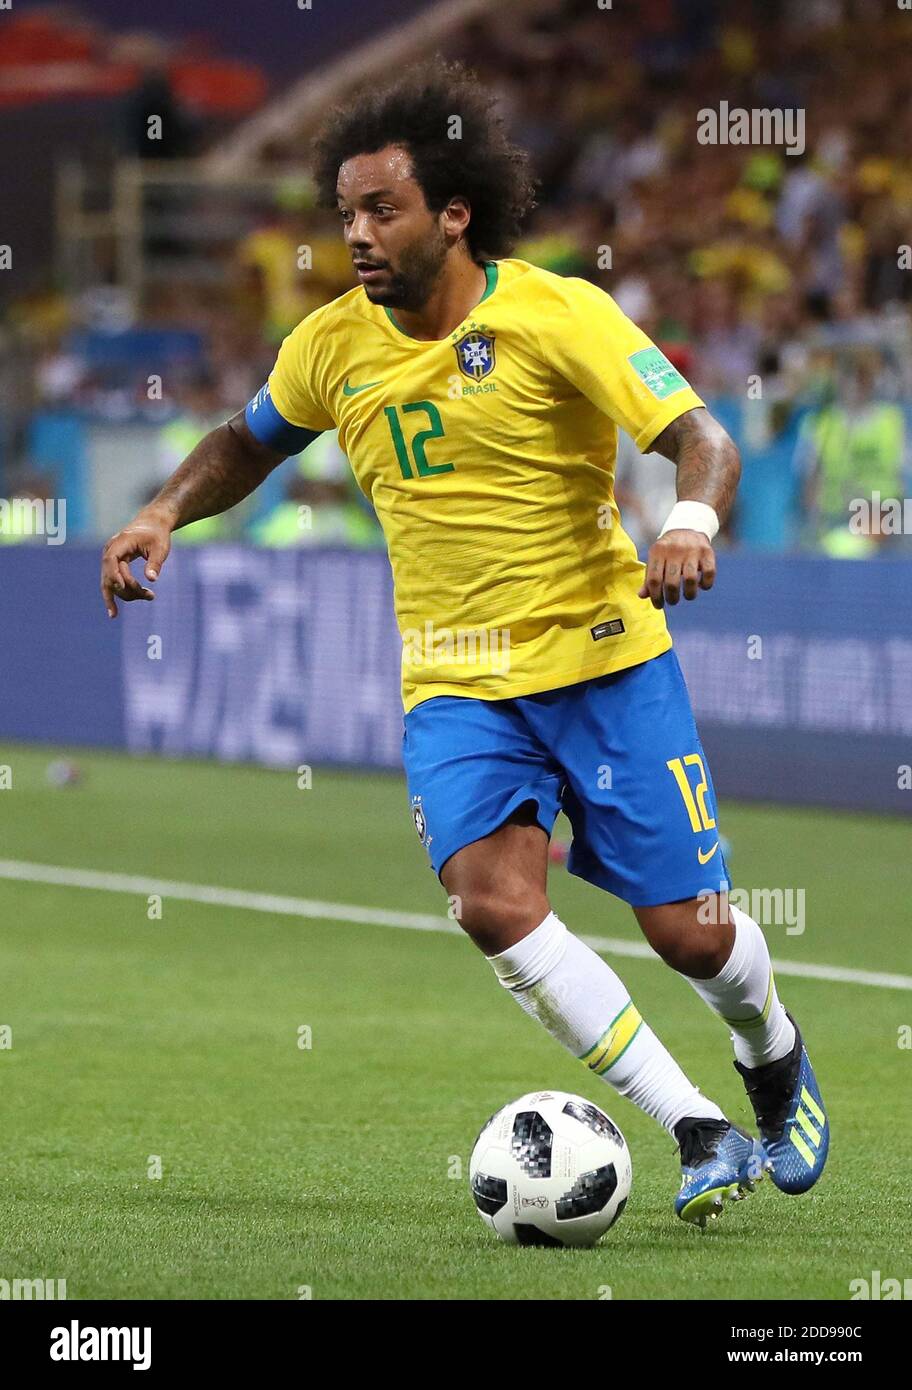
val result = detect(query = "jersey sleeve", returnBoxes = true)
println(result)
[534,275,705,451]
[244,309,336,454]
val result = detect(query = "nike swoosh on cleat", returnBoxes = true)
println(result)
[697,842,720,864]
[343,377,384,395]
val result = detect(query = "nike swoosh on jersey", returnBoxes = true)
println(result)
[343,377,384,395]
[697,842,720,864]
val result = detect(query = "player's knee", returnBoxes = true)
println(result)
[638,909,732,977]
[452,885,548,954]
[657,933,728,977]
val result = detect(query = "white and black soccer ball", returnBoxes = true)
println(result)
[469,1090,632,1247]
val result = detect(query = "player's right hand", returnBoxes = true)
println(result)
[101,514,172,618]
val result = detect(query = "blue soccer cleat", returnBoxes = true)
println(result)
[734,1011,829,1195]
[673,1118,768,1228]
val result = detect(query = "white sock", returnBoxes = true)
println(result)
[684,904,795,1069]
[488,911,724,1137]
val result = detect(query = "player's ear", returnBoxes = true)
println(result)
[443,195,471,239]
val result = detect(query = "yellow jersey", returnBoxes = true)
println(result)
[256,258,704,712]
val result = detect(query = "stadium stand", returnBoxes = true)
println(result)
[1,0,910,552]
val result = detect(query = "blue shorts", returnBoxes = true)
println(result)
[402,649,730,908]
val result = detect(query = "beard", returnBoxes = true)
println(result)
[362,226,448,309]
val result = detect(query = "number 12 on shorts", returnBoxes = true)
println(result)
[666,755,716,833]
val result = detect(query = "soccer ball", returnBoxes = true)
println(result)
[469,1090,632,1247]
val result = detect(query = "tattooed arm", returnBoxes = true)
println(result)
[637,406,741,608]
[100,411,287,617]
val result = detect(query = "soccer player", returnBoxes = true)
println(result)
[101,62,828,1227]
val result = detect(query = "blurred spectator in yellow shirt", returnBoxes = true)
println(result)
[237,178,354,345]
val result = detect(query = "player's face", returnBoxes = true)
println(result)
[336,145,450,310]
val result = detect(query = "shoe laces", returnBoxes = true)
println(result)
[676,1118,730,1169]
[737,1049,799,1137]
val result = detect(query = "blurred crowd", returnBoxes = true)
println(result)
[2,0,910,553]
[445,0,912,553]
[457,0,912,377]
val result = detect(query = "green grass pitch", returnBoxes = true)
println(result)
[1,742,910,1300]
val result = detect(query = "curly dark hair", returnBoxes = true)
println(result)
[311,57,537,261]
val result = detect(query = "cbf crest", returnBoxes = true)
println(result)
[454,329,496,380]
[411,793,433,856]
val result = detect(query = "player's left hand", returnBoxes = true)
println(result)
[638,529,716,608]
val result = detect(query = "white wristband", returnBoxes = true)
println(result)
[658,501,719,542]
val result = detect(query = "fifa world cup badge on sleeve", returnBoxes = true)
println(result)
[627,346,688,400]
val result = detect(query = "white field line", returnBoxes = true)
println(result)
[0,858,910,993]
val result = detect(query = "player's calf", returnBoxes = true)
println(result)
[638,897,829,1195]
[638,897,798,1071]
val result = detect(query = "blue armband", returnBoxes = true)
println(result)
[245,384,321,456]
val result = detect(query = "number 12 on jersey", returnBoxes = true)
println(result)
[384,401,454,479]
[666,754,717,833]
